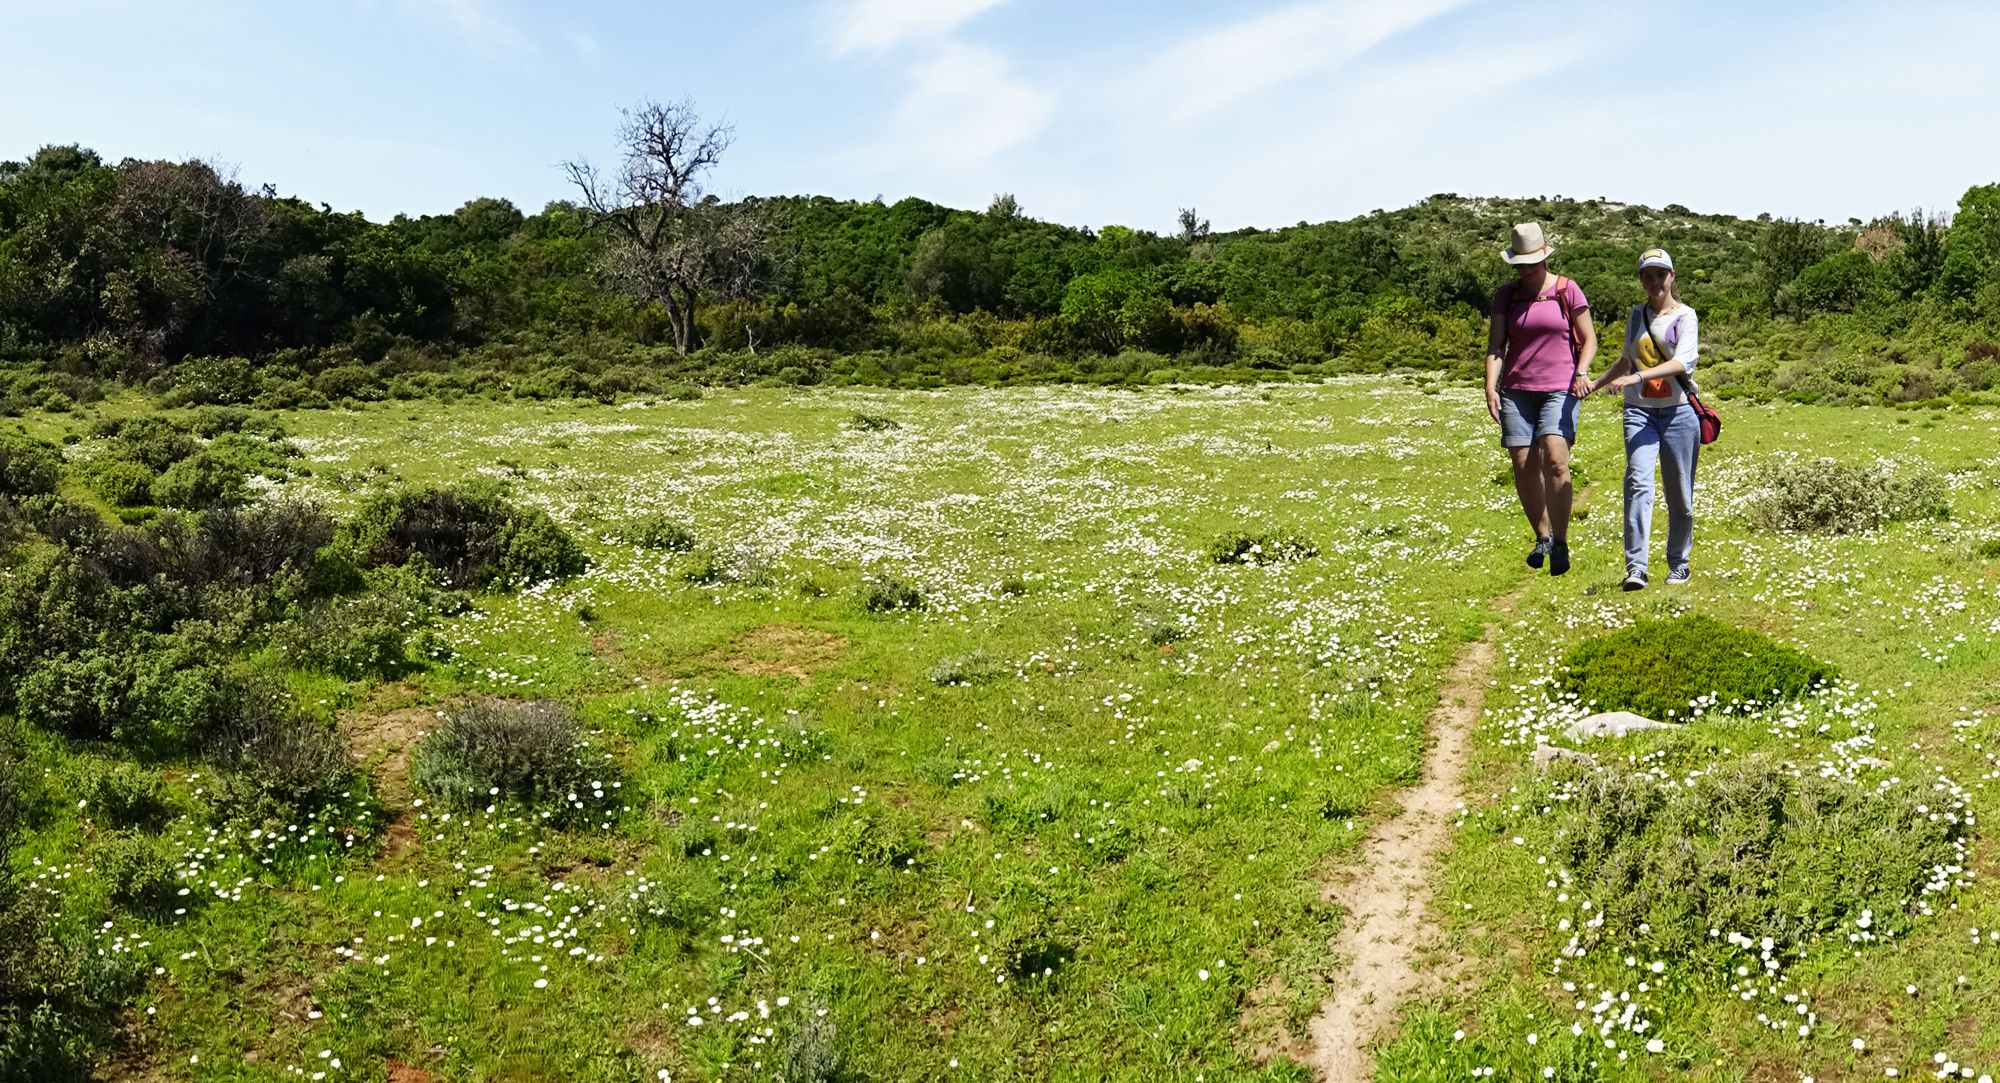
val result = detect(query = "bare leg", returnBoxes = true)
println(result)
[1540,435,1573,540]
[1509,446,1549,538]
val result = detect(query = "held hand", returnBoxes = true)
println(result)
[1571,374,1593,399]
[1485,387,1502,424]
[1609,374,1640,392]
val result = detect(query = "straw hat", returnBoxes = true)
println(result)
[1502,222,1553,265]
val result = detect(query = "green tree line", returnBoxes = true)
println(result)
[6,142,2000,404]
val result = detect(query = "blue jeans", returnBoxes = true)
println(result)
[1623,403,1698,576]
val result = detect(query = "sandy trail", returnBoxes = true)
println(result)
[1304,589,1519,1082]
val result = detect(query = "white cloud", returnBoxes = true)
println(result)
[396,0,532,57]
[827,0,1010,54]
[1128,0,1480,121]
[887,40,1053,163]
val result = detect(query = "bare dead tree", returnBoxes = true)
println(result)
[563,99,770,355]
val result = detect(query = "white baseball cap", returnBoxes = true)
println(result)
[1638,248,1674,272]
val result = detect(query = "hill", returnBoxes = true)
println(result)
[3,143,1998,405]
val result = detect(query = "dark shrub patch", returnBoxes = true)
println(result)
[207,681,358,822]
[1207,531,1317,564]
[69,761,173,831]
[344,483,588,589]
[410,699,591,812]
[846,411,899,431]
[1559,614,1835,720]
[95,831,185,917]
[629,513,697,551]
[1975,537,2000,559]
[858,575,925,613]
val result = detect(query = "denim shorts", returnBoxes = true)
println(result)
[1498,388,1578,448]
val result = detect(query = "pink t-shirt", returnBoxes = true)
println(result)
[1495,277,1588,392]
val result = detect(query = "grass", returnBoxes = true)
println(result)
[6,380,2000,1080]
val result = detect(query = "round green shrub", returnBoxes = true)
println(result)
[0,435,63,498]
[1741,456,1949,534]
[151,452,249,510]
[86,460,155,507]
[1559,614,1836,720]
[410,699,591,812]
[629,513,697,551]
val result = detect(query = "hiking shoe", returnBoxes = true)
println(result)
[1549,538,1571,577]
[1622,570,1648,592]
[1666,566,1691,585]
[1526,536,1551,569]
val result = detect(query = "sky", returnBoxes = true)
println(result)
[5,0,1998,233]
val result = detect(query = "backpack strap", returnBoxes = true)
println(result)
[1497,276,1582,367]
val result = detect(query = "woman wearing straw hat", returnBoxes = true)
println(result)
[1588,247,1700,590]
[1485,222,1598,576]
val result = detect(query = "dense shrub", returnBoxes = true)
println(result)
[110,416,197,473]
[0,435,63,498]
[682,545,774,586]
[410,699,592,812]
[847,411,899,432]
[95,830,185,917]
[271,589,425,678]
[1559,614,1836,720]
[858,575,925,612]
[84,459,154,507]
[185,405,253,437]
[68,761,173,831]
[1207,531,1318,564]
[1740,456,1949,533]
[13,638,234,747]
[628,513,697,551]
[206,681,358,822]
[0,882,142,1082]
[151,451,250,509]
[344,483,588,588]
[1545,761,1961,962]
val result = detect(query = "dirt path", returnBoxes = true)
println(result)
[1304,591,1519,1082]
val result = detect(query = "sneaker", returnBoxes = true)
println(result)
[1622,570,1648,592]
[1526,536,1551,569]
[1549,538,1571,577]
[1666,566,1691,586]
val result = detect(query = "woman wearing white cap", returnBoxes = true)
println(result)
[1589,248,1700,590]
[1485,222,1597,576]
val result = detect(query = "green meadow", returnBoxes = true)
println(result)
[6,378,2000,1082]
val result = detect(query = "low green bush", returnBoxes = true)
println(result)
[0,435,63,498]
[85,459,154,507]
[1740,456,1949,533]
[628,513,697,551]
[1544,761,1961,963]
[927,650,1006,685]
[110,416,198,473]
[206,681,359,822]
[410,699,592,812]
[95,830,185,917]
[271,589,426,679]
[1559,614,1836,720]
[151,451,250,510]
[68,761,173,831]
[858,575,924,613]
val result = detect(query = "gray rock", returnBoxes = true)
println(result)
[1533,744,1599,773]
[1564,711,1682,740]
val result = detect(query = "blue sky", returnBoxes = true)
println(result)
[6,0,1997,232]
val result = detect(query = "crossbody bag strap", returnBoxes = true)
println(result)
[1639,306,1696,397]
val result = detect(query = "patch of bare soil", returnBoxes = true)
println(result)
[386,1062,436,1083]
[703,623,848,681]
[338,684,438,860]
